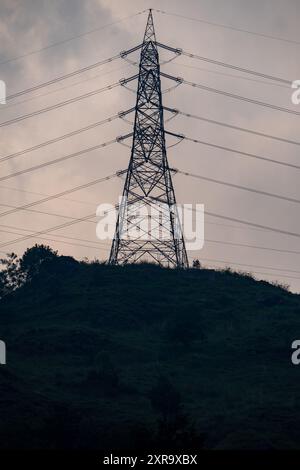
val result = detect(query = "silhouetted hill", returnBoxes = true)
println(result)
[1,256,300,449]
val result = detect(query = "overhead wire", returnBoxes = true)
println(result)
[6,54,122,101]
[181,78,300,116]
[171,108,300,146]
[168,61,289,89]
[183,135,300,170]
[191,258,300,281]
[0,136,126,182]
[153,8,300,46]
[0,112,122,164]
[0,80,120,128]
[174,168,300,204]
[180,50,290,85]
[0,170,124,219]
[0,63,132,114]
[0,10,146,66]
[157,41,291,84]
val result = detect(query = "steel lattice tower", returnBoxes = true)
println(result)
[109,10,188,268]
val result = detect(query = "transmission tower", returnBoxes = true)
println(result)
[109,9,188,268]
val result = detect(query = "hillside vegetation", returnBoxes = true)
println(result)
[0,247,300,449]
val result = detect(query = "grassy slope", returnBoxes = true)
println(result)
[0,258,300,449]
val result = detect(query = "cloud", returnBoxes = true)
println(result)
[0,0,299,290]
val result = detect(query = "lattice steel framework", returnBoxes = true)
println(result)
[109,10,188,268]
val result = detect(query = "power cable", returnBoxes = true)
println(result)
[171,108,300,146]
[153,9,300,46]
[183,135,300,170]
[0,81,120,128]
[0,137,125,182]
[0,10,146,66]
[175,168,300,204]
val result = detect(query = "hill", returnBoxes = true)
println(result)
[0,253,300,449]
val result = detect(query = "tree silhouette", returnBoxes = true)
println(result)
[0,252,24,297]
[20,244,58,281]
[193,259,201,269]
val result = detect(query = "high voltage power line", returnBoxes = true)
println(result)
[0,10,146,66]
[182,135,300,170]
[203,239,300,257]
[181,78,300,116]
[0,226,109,251]
[0,181,291,238]
[1,105,297,176]
[5,40,290,104]
[0,212,299,277]
[0,223,109,245]
[0,64,131,113]
[153,8,300,45]
[204,210,300,239]
[180,50,290,85]
[1,225,299,281]
[0,204,96,224]
[0,185,105,207]
[6,54,121,101]
[168,62,289,89]
[6,30,291,103]
[196,259,300,281]
[175,168,300,204]
[1,195,299,259]
[0,81,120,127]
[2,39,295,125]
[157,42,291,84]
[171,109,300,146]
[1,193,297,262]
[0,171,124,219]
[1,223,299,281]
[0,137,127,182]
[0,112,123,163]
[0,239,297,281]
[1,224,299,280]
[1,109,297,174]
[148,197,300,239]
[0,213,97,249]
[123,71,299,117]
[1,200,300,274]
[2,180,300,258]
[4,45,141,104]
[3,214,299,259]
[198,257,300,275]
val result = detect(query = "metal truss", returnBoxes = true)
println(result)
[109,10,188,268]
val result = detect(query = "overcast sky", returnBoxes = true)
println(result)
[0,0,300,291]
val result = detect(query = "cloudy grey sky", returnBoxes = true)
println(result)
[0,0,300,291]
